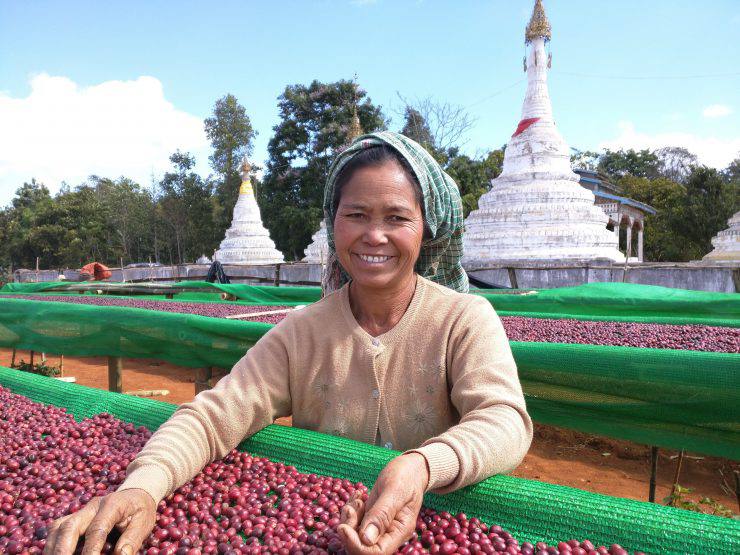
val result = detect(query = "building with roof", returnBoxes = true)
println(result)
[575,169,656,262]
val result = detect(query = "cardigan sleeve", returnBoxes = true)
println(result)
[117,317,294,503]
[411,296,533,493]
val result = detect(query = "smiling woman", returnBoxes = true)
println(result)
[45,132,531,555]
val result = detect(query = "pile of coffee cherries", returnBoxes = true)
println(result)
[0,386,650,554]
[4,295,289,324]
[7,294,738,353]
[501,316,739,353]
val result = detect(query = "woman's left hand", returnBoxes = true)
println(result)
[338,453,429,555]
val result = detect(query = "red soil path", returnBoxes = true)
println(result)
[1,348,736,517]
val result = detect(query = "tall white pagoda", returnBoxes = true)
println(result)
[702,211,740,263]
[214,158,284,265]
[303,105,364,263]
[463,0,623,265]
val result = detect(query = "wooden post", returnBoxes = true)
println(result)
[648,446,659,502]
[107,356,123,393]
[59,355,64,377]
[30,350,35,370]
[670,449,685,499]
[506,267,518,289]
[194,367,213,394]
[273,264,282,287]
[35,257,40,283]
[120,257,125,282]
[11,348,17,367]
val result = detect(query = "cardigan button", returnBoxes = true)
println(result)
[371,338,381,347]
[371,389,380,399]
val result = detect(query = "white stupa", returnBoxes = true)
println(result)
[303,220,329,263]
[214,158,284,265]
[463,0,623,266]
[702,211,740,263]
[303,105,364,263]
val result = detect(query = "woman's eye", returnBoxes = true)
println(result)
[388,215,408,222]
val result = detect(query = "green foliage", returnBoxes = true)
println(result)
[400,107,434,149]
[663,484,736,519]
[260,80,386,259]
[598,148,661,180]
[157,151,218,264]
[441,147,504,217]
[620,175,688,261]
[620,167,738,261]
[205,94,256,237]
[12,358,61,378]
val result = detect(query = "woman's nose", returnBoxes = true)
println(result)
[362,222,389,245]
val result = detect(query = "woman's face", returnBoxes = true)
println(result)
[333,161,425,292]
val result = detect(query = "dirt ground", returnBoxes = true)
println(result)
[1,348,737,517]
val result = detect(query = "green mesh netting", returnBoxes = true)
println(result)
[0,367,737,555]
[0,297,738,459]
[3,281,738,326]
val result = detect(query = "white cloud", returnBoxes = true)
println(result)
[702,104,733,118]
[0,74,209,204]
[599,121,739,169]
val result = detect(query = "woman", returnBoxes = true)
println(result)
[44,132,532,555]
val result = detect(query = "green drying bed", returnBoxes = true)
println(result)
[0,367,737,555]
[3,280,739,326]
[0,296,738,460]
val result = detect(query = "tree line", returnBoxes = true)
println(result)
[0,80,737,276]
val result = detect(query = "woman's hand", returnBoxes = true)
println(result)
[338,453,429,555]
[43,489,157,555]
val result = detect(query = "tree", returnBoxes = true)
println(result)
[260,80,386,259]
[620,175,688,262]
[395,94,475,151]
[443,147,505,217]
[204,94,256,235]
[598,148,661,180]
[655,147,698,184]
[157,152,216,264]
[89,176,157,263]
[570,149,600,171]
[677,166,739,259]
[400,107,434,149]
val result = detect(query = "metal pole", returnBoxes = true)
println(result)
[107,356,123,393]
[648,446,659,502]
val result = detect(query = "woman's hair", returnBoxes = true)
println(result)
[331,145,425,220]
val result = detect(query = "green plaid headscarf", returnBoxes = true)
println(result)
[322,131,469,294]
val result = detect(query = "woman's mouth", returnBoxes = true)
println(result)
[354,253,393,265]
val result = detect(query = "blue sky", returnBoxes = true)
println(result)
[1,0,738,205]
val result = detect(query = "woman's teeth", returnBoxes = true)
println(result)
[357,254,391,263]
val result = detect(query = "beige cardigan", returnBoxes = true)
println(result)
[119,275,532,502]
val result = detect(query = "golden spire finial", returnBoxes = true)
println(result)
[348,104,363,142]
[525,0,552,44]
[239,156,253,195]
[347,77,363,143]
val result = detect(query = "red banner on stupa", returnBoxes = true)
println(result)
[512,117,540,137]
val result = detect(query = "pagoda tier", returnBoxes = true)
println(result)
[702,211,740,263]
[462,1,623,266]
[214,160,284,265]
[303,219,329,263]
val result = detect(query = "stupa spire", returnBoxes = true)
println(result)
[461,0,623,266]
[239,157,253,195]
[348,104,363,142]
[214,154,284,264]
[525,0,552,44]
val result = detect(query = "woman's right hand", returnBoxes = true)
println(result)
[43,489,157,555]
